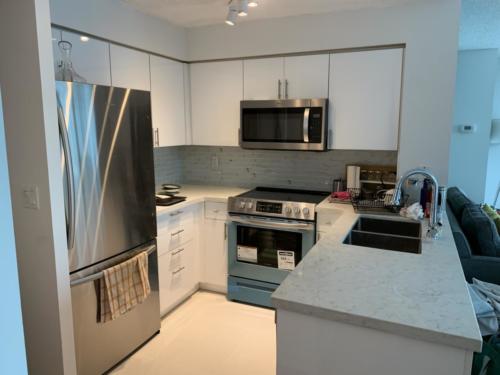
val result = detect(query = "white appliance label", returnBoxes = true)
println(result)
[237,246,258,263]
[277,250,295,271]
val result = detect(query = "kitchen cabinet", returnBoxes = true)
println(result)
[243,55,329,99]
[110,44,150,91]
[328,48,403,150]
[52,28,111,86]
[201,201,228,293]
[157,203,202,315]
[243,57,284,100]
[150,56,186,147]
[190,61,243,146]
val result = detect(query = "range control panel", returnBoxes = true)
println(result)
[228,197,316,221]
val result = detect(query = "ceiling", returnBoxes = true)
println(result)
[122,0,500,52]
[459,0,500,51]
[122,0,416,28]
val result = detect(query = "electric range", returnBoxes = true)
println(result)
[226,187,329,308]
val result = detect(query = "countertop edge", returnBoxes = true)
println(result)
[271,296,482,352]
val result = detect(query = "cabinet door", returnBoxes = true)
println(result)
[329,48,403,150]
[284,55,329,99]
[190,61,243,146]
[52,29,111,86]
[150,56,186,147]
[202,218,227,292]
[110,44,150,91]
[183,63,192,145]
[243,57,284,99]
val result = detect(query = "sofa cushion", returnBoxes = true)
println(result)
[461,204,500,257]
[447,187,473,218]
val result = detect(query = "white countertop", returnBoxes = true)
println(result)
[272,199,483,352]
[156,184,249,216]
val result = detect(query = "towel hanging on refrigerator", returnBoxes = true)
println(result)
[100,251,151,322]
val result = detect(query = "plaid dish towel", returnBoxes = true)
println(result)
[100,251,151,322]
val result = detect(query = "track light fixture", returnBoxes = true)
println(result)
[225,8,238,26]
[226,0,259,25]
[238,0,248,16]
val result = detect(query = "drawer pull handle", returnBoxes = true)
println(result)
[172,266,185,275]
[172,248,184,255]
[213,209,220,213]
[170,210,183,217]
[171,229,185,237]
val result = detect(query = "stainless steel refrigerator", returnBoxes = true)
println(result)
[56,81,160,375]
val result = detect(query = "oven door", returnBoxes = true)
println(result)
[240,99,327,151]
[227,215,316,285]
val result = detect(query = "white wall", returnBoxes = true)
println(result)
[187,1,461,184]
[49,0,188,60]
[449,49,497,202]
[485,59,500,206]
[0,90,28,375]
[0,0,76,373]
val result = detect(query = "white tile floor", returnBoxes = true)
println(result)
[111,291,277,375]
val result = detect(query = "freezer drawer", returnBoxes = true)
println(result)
[70,243,160,375]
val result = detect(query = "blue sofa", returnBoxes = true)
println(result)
[447,187,500,284]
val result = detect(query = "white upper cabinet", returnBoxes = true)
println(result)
[243,55,329,100]
[110,44,150,91]
[190,60,243,146]
[284,55,330,99]
[150,56,186,147]
[52,28,111,86]
[243,57,284,100]
[329,48,403,151]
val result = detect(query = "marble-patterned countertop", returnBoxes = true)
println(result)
[272,199,483,352]
[156,184,249,216]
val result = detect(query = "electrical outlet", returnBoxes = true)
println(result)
[22,185,40,210]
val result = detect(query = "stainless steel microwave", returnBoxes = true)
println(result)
[240,99,328,151]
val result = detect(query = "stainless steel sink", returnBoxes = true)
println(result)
[344,217,422,254]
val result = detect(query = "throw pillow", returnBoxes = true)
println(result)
[482,204,500,235]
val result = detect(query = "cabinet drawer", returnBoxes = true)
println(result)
[158,241,196,315]
[205,201,227,220]
[157,208,196,255]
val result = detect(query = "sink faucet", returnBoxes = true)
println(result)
[392,168,441,239]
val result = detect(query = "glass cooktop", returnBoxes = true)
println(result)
[237,187,329,204]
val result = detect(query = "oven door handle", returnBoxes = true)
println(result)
[229,216,315,232]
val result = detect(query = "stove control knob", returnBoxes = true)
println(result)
[246,202,254,209]
[293,207,301,215]
[303,207,310,216]
[239,201,246,209]
[285,206,292,214]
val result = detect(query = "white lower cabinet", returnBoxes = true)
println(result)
[158,241,197,316]
[157,203,202,316]
[201,201,228,293]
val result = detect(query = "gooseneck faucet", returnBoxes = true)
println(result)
[392,168,441,239]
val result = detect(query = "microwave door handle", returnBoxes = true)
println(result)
[303,108,310,143]
[58,105,76,250]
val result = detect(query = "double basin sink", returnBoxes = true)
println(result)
[343,217,422,254]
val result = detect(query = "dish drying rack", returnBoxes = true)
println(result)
[347,188,407,213]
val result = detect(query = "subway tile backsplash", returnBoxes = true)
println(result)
[154,146,397,191]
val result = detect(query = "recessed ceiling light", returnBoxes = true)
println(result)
[80,36,89,42]
[226,9,238,26]
[248,0,258,7]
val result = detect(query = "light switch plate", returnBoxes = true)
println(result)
[22,185,40,209]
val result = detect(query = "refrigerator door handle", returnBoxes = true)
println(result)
[70,244,157,287]
[58,104,76,250]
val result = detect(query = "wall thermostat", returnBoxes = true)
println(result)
[458,124,477,134]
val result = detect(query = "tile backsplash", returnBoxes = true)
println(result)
[154,146,397,191]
